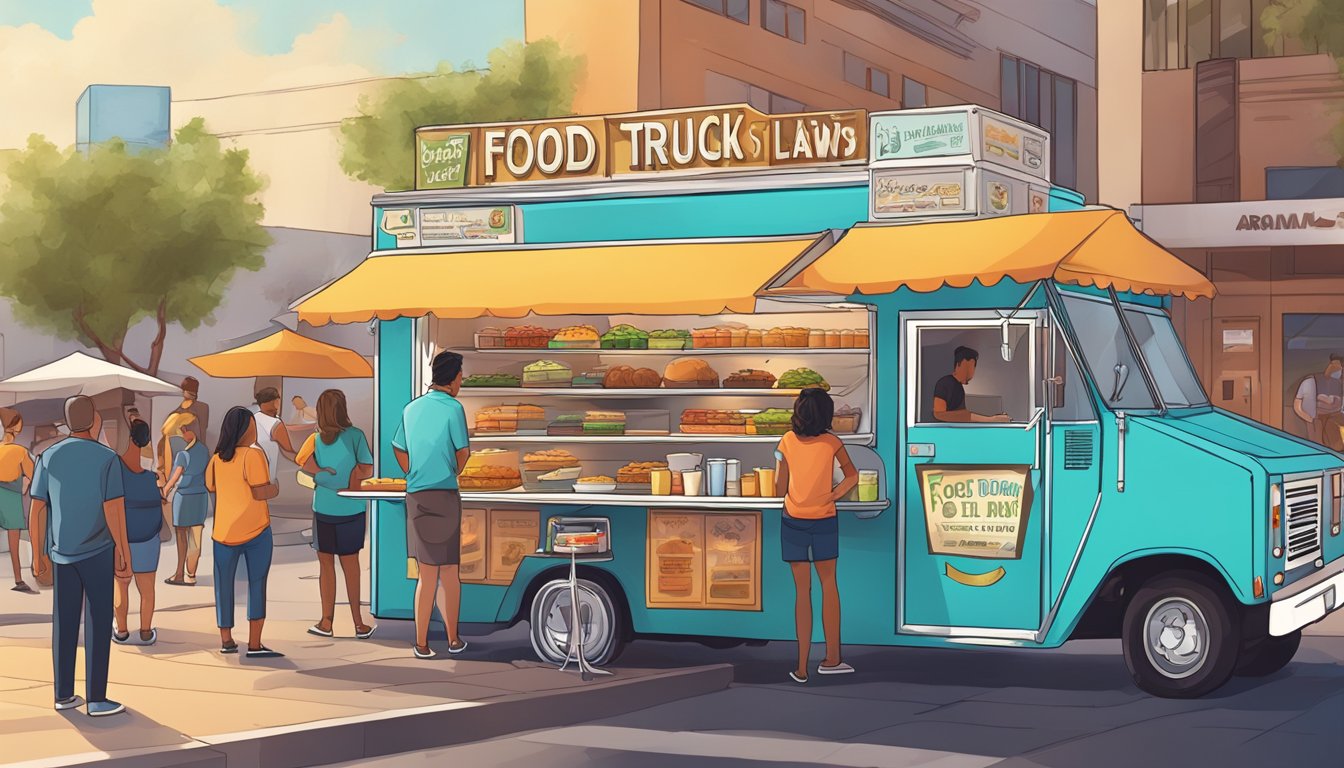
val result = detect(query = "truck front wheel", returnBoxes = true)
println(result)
[1122,574,1240,698]
[1235,630,1301,677]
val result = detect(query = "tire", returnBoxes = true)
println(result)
[529,577,627,666]
[1235,630,1301,677]
[1122,573,1241,698]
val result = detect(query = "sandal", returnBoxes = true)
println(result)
[789,671,808,684]
[112,630,131,644]
[355,625,377,640]
[164,577,190,587]
[127,629,157,646]
[447,639,469,655]
[11,582,34,593]
[306,625,334,638]
[413,645,436,659]
[245,646,285,659]
[220,642,239,655]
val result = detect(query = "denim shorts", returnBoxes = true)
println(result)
[780,515,839,562]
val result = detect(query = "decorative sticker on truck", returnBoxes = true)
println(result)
[871,169,968,217]
[917,465,1033,560]
[418,206,517,246]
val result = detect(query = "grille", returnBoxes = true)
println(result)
[1063,430,1093,470]
[1284,477,1323,569]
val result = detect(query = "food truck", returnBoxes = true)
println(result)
[295,104,1344,698]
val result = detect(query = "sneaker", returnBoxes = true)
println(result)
[87,700,126,717]
[126,629,157,646]
[112,630,131,644]
[54,695,84,711]
[245,646,284,659]
[220,642,239,655]
[413,645,436,659]
[817,662,855,675]
[447,639,469,655]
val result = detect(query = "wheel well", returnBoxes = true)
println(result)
[513,565,634,640]
[1068,554,1238,641]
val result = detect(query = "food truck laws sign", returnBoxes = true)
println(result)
[415,105,867,189]
[918,465,1033,560]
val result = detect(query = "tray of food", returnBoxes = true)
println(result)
[616,460,666,493]
[359,477,407,491]
[583,411,626,436]
[777,368,829,391]
[751,408,793,436]
[603,365,661,389]
[548,325,601,349]
[504,325,554,348]
[832,404,861,434]
[648,329,690,350]
[680,409,748,434]
[722,369,777,389]
[522,360,572,388]
[474,404,547,435]
[546,413,585,437]
[462,373,521,388]
[574,475,617,493]
[601,324,649,349]
[522,449,582,491]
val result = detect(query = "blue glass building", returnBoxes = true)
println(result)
[75,84,171,154]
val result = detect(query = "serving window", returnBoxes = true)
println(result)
[913,323,1035,425]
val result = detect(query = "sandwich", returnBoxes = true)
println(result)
[459,464,522,491]
[583,410,627,436]
[548,325,601,349]
[522,360,573,388]
[723,369,777,389]
[663,358,719,388]
[523,449,581,471]
[656,539,696,595]
[617,461,667,485]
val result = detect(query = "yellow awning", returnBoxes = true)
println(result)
[295,236,821,325]
[189,329,373,379]
[774,210,1215,301]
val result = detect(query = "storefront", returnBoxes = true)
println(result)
[288,103,1344,699]
[1133,198,1344,442]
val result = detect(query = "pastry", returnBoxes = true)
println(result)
[787,328,809,347]
[504,325,553,348]
[856,329,870,347]
[729,328,748,347]
[649,329,690,350]
[460,464,522,491]
[663,358,719,388]
[548,325,601,349]
[465,373,521,387]
[583,410,627,436]
[808,329,826,348]
[777,368,830,391]
[523,449,581,471]
[752,408,794,435]
[763,328,785,347]
[690,328,718,349]
[616,461,667,485]
[360,477,407,491]
[840,329,856,349]
[600,324,649,349]
[631,367,662,388]
[723,369,777,389]
[522,359,572,387]
[546,414,586,437]
[475,404,546,433]
[746,329,763,347]
[680,409,748,434]
[577,475,616,484]
[826,330,842,348]
[603,365,660,389]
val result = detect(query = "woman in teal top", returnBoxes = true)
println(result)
[298,389,375,640]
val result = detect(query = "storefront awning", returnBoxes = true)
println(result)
[295,236,823,325]
[770,210,1216,300]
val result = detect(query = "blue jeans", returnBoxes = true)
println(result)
[213,527,272,629]
[53,547,114,703]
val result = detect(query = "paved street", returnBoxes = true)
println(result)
[328,616,1344,768]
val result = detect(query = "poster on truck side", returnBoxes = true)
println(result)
[917,465,1033,559]
[871,168,970,218]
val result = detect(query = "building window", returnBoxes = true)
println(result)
[1001,54,1077,189]
[704,71,805,113]
[683,0,750,23]
[1143,0,1319,70]
[843,53,889,97]
[902,77,927,108]
[763,0,805,42]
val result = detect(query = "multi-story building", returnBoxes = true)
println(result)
[75,84,171,154]
[1100,0,1344,441]
[525,0,1099,199]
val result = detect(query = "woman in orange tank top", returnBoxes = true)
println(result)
[775,388,858,684]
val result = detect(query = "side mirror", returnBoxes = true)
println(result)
[1000,320,1013,362]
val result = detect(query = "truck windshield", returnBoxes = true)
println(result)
[1060,293,1208,410]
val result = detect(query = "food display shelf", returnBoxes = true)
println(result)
[338,489,890,514]
[458,387,807,398]
[458,347,869,356]
[467,433,875,445]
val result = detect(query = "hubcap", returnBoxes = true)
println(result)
[532,582,612,664]
[1143,597,1210,679]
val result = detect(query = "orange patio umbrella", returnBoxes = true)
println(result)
[189,329,373,379]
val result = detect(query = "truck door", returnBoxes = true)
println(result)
[899,312,1046,637]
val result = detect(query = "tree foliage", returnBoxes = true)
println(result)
[0,119,271,375]
[1263,0,1344,165]
[340,39,583,190]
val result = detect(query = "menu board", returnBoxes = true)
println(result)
[872,169,969,218]
[870,112,971,161]
[647,511,760,609]
[918,465,1033,559]
[459,507,488,582]
[488,509,539,583]
[419,206,516,246]
[647,512,704,605]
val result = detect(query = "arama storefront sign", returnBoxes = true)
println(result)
[1133,198,1344,248]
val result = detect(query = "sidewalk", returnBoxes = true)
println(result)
[0,535,730,768]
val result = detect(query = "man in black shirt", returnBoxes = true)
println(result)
[932,346,1010,423]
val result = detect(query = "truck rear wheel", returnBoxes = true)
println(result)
[529,578,627,667]
[1235,630,1301,677]
[1122,573,1240,698]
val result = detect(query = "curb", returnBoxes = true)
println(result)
[17,664,734,768]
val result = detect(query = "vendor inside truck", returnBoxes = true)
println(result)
[932,345,1010,424]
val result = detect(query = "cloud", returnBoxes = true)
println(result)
[0,0,389,148]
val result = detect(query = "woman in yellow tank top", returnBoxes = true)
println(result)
[0,408,35,593]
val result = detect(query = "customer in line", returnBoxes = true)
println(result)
[29,395,130,717]
[775,387,859,684]
[253,387,298,485]
[156,412,190,546]
[0,408,35,592]
[393,350,470,659]
[114,418,162,646]
[163,415,210,586]
[206,406,282,658]
[297,389,376,639]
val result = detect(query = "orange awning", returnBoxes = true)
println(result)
[295,236,822,325]
[772,210,1215,300]
[189,329,373,379]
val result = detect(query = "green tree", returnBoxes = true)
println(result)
[0,118,271,376]
[1263,0,1344,164]
[340,39,583,190]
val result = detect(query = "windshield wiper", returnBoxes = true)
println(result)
[1108,287,1166,416]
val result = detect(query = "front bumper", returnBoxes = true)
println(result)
[1270,563,1344,636]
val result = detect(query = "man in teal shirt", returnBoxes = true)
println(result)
[392,351,470,659]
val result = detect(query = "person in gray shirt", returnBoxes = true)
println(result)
[30,396,131,718]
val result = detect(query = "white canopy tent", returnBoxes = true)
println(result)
[0,352,181,407]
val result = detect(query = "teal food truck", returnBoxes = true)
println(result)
[298,105,1344,698]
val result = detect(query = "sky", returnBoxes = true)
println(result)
[0,0,525,147]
